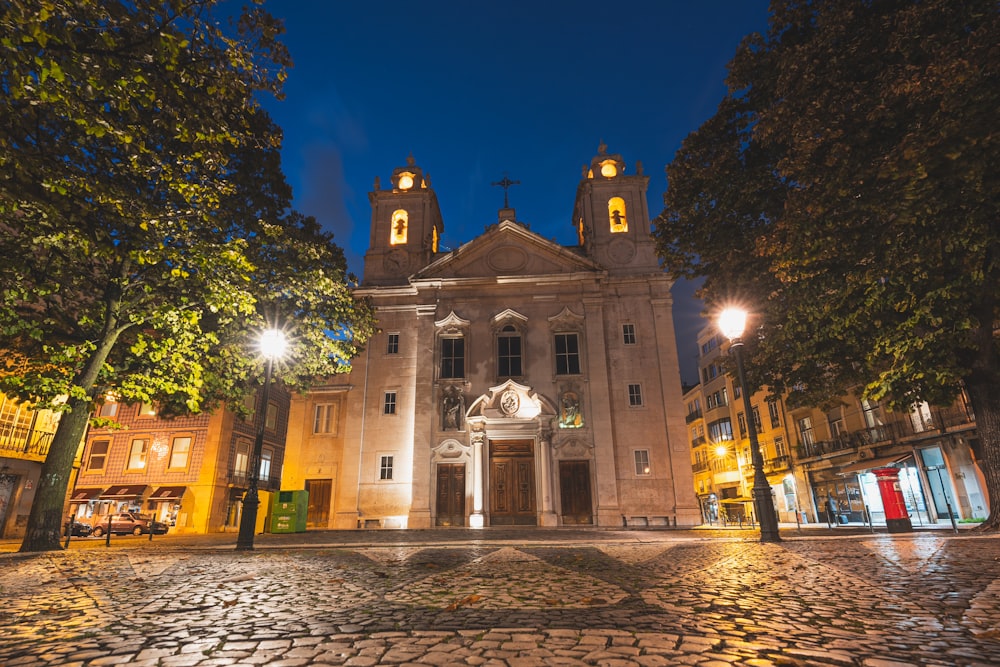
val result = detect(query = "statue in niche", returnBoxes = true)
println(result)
[442,387,465,430]
[559,390,583,429]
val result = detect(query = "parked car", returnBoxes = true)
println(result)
[90,512,168,537]
[64,520,93,537]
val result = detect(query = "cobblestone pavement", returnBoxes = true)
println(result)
[1,530,998,666]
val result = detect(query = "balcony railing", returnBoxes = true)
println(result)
[227,469,282,492]
[685,410,703,424]
[0,427,55,461]
[690,436,707,449]
[797,404,977,460]
[763,455,791,473]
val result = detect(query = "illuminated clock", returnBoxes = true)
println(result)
[397,172,414,190]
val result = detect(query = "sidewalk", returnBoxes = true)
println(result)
[1,526,997,665]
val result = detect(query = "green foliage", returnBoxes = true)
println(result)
[655,0,998,410]
[0,0,374,551]
[655,0,999,528]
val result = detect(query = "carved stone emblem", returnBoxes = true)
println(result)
[499,389,520,416]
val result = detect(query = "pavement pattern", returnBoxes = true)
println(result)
[1,529,999,666]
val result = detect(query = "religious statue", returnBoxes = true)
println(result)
[442,387,464,430]
[559,391,583,428]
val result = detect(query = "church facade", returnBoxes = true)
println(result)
[283,145,701,529]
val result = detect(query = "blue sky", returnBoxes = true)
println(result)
[253,0,772,384]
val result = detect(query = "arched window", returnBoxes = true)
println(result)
[390,209,408,245]
[608,197,627,233]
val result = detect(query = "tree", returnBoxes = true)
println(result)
[654,0,999,528]
[0,0,375,551]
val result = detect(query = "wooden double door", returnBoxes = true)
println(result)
[489,439,536,525]
[435,463,466,526]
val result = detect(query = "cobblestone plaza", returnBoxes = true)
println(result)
[1,529,998,666]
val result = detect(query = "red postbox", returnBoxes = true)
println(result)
[873,467,912,533]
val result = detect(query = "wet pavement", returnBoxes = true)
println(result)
[1,526,998,666]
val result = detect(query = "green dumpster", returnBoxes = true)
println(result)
[270,489,308,533]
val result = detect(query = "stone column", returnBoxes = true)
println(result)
[469,430,485,528]
[538,427,558,526]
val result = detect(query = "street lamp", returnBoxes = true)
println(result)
[718,307,781,543]
[236,328,288,551]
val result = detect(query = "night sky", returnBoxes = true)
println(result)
[253,0,772,385]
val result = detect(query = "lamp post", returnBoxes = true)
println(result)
[718,308,781,543]
[236,328,287,551]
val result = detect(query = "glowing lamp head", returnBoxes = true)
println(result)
[259,329,287,360]
[715,445,728,458]
[718,308,747,341]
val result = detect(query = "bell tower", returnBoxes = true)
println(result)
[572,142,658,274]
[364,155,444,286]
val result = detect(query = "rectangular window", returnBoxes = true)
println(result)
[798,416,815,446]
[138,402,156,417]
[622,324,636,345]
[752,406,762,431]
[708,418,733,442]
[554,333,581,375]
[259,448,273,481]
[634,449,651,476]
[775,436,787,458]
[167,436,192,469]
[627,383,643,407]
[386,333,399,355]
[738,413,747,438]
[440,337,465,379]
[126,437,149,471]
[264,401,278,431]
[379,455,394,480]
[314,403,337,434]
[87,440,109,472]
[98,401,118,418]
[497,329,522,377]
[234,441,250,475]
[383,391,397,415]
[768,401,781,429]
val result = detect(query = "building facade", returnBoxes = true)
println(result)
[283,145,701,529]
[70,386,290,534]
[0,393,64,538]
[684,323,988,528]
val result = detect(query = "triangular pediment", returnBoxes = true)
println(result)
[413,219,602,281]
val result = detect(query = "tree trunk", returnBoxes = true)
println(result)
[18,401,92,551]
[965,375,999,531]
[19,323,121,552]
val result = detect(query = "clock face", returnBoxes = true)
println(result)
[600,161,617,178]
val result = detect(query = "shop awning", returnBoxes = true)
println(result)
[100,484,148,500]
[838,454,910,476]
[720,496,753,504]
[69,487,105,502]
[149,486,186,501]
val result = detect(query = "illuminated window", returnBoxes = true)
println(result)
[168,436,192,469]
[87,440,110,472]
[234,441,250,476]
[98,400,118,418]
[608,197,627,233]
[432,225,439,252]
[576,217,585,245]
[397,171,414,190]
[599,159,617,177]
[127,437,149,471]
[138,402,156,417]
[634,449,651,476]
[259,448,272,481]
[390,209,408,245]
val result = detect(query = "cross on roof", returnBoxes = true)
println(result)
[491,173,520,209]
